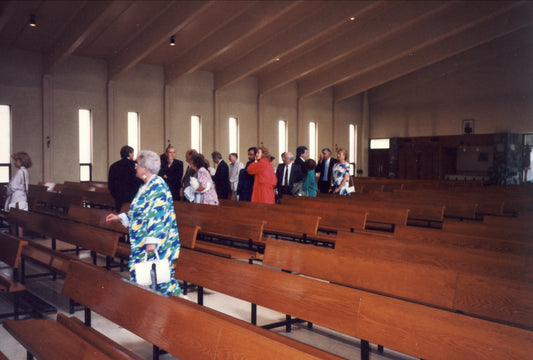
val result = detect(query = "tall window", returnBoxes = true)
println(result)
[349,124,357,176]
[229,117,238,154]
[191,115,201,152]
[127,112,140,157]
[309,122,317,161]
[0,105,11,183]
[278,120,287,161]
[78,109,92,182]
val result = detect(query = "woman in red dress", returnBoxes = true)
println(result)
[246,146,277,204]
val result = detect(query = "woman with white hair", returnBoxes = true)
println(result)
[106,150,182,296]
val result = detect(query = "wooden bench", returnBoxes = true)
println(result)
[174,201,321,240]
[282,196,409,232]
[8,208,120,281]
[394,224,533,257]
[61,187,115,210]
[219,199,368,234]
[177,210,265,254]
[264,237,533,329]
[176,247,533,360]
[4,260,344,360]
[0,233,27,320]
[442,218,531,242]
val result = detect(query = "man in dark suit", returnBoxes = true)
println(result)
[237,147,257,201]
[295,145,308,174]
[212,151,231,199]
[108,145,142,211]
[276,152,303,198]
[316,148,339,193]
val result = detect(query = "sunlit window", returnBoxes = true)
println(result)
[191,115,201,152]
[229,117,238,154]
[127,112,140,157]
[309,122,317,161]
[349,124,357,175]
[278,120,287,162]
[370,138,390,149]
[0,105,11,183]
[79,109,92,181]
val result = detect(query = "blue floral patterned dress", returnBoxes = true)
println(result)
[119,175,181,296]
[332,162,351,195]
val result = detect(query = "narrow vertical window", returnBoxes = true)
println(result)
[0,105,11,183]
[278,120,287,162]
[309,122,317,161]
[128,112,140,157]
[229,117,238,154]
[349,124,357,175]
[191,115,201,152]
[79,109,92,182]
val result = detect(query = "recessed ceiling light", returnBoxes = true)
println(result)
[350,17,356,21]
[170,36,175,46]
[29,14,37,27]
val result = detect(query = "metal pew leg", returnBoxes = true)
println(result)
[361,339,370,360]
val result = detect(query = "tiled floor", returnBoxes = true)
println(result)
[0,238,417,360]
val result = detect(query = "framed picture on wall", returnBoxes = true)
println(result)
[463,119,474,134]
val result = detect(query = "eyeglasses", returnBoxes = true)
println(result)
[135,163,141,168]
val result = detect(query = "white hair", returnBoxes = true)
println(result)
[137,150,161,174]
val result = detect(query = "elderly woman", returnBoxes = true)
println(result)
[106,150,181,296]
[4,152,32,212]
[246,146,277,204]
[330,148,351,196]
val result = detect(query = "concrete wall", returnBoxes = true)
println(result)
[1,39,531,184]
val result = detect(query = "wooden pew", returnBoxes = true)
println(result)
[3,260,344,360]
[264,237,533,329]
[176,247,533,360]
[62,186,115,210]
[7,208,120,280]
[174,201,321,240]
[0,233,27,319]
[28,189,83,215]
[394,224,533,257]
[442,218,531,242]
[219,199,368,234]
[281,196,409,232]
[0,351,9,360]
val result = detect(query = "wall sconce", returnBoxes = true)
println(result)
[29,14,37,27]
[169,36,175,46]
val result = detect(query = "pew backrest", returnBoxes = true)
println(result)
[62,260,343,360]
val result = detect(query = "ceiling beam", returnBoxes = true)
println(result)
[165,1,288,86]
[214,1,378,91]
[368,27,533,105]
[334,4,533,102]
[43,0,126,75]
[258,0,452,95]
[108,1,215,81]
[298,0,523,99]
[0,0,17,35]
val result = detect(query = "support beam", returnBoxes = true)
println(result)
[43,1,126,75]
[367,27,533,105]
[165,1,294,86]
[108,1,215,81]
[298,0,524,99]
[215,1,376,91]
[334,3,533,102]
[259,1,451,95]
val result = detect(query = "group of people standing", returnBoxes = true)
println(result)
[104,143,352,298]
